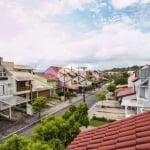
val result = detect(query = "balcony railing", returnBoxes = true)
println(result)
[17,86,30,92]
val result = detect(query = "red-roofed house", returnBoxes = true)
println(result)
[34,73,58,95]
[116,87,135,98]
[67,111,150,150]
[44,66,61,77]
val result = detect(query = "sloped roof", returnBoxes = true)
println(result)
[116,87,135,97]
[40,73,57,81]
[14,65,33,70]
[45,66,61,74]
[32,78,50,91]
[67,111,150,150]
[10,71,33,81]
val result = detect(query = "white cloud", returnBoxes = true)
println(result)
[111,0,138,9]
[31,0,94,18]
[141,0,150,3]
[0,0,150,70]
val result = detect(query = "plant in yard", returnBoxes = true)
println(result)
[32,96,47,118]
[96,92,106,108]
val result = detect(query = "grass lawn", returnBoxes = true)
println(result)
[89,117,114,127]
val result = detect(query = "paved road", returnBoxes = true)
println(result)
[19,93,97,137]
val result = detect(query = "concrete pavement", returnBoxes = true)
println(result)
[88,99,136,120]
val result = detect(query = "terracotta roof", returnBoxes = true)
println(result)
[67,111,150,150]
[115,88,125,93]
[116,87,135,97]
[44,66,61,75]
[40,73,57,81]
[51,66,61,72]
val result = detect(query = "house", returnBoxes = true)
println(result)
[0,57,13,96]
[136,65,150,113]
[118,65,150,117]
[86,70,101,88]
[35,73,58,95]
[57,68,80,93]
[44,66,60,77]
[2,58,50,99]
[67,111,150,150]
[0,57,30,119]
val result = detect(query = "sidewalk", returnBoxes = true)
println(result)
[0,91,96,141]
[88,99,136,120]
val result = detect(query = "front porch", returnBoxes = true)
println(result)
[0,95,30,120]
[121,94,137,117]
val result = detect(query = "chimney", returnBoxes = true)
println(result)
[0,57,3,65]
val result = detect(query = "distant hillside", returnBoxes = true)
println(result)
[105,65,141,72]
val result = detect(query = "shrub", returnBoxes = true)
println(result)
[51,93,61,100]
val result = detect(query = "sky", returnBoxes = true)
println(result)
[0,0,150,71]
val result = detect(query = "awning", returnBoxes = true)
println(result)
[0,95,30,111]
[121,94,137,107]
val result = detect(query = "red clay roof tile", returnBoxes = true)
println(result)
[118,147,136,150]
[116,87,135,97]
[115,140,136,149]
[67,111,150,150]
[136,143,150,150]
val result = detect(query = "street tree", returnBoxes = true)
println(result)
[114,77,128,85]
[32,96,47,118]
[96,92,106,108]
[32,115,80,148]
[107,83,116,92]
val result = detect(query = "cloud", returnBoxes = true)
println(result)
[31,0,94,18]
[141,0,150,4]
[111,0,138,9]
[0,0,149,70]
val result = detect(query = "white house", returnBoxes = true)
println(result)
[136,65,150,113]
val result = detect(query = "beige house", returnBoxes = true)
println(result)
[2,58,50,100]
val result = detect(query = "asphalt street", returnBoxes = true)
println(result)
[19,93,97,137]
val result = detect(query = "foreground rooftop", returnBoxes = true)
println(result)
[67,111,150,150]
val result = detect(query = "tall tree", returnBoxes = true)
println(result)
[32,96,47,118]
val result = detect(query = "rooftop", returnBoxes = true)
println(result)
[116,87,135,97]
[40,73,57,81]
[67,111,150,150]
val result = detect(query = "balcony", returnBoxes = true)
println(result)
[17,86,30,92]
